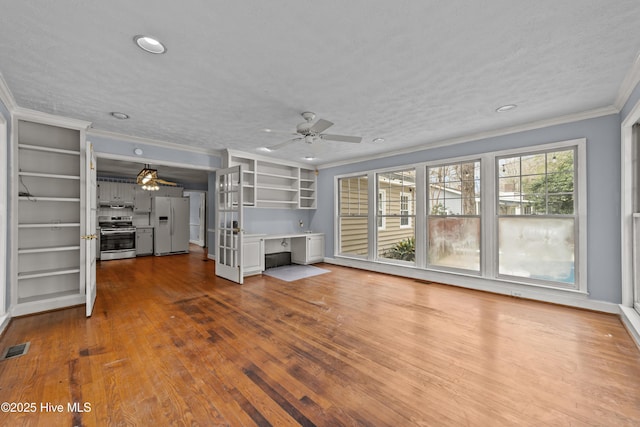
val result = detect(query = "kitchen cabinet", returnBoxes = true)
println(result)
[133,187,152,213]
[12,116,90,315]
[291,234,325,265]
[136,227,153,256]
[243,235,265,276]
[97,181,134,207]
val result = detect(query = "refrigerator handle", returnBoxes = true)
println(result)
[171,205,174,236]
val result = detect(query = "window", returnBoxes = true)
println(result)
[334,139,585,293]
[377,190,386,230]
[497,148,577,286]
[338,175,369,257]
[427,160,481,272]
[377,169,415,263]
[400,192,412,228]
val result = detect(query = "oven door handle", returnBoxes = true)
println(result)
[100,230,136,235]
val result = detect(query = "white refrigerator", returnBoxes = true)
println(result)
[151,197,190,255]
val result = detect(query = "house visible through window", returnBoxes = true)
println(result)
[338,175,369,257]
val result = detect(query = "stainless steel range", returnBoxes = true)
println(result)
[98,216,136,260]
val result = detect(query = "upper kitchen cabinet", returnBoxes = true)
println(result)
[11,113,90,316]
[97,180,134,208]
[224,150,317,209]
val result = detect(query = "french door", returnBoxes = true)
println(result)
[84,143,98,316]
[215,166,243,284]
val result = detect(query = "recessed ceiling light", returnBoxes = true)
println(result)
[372,138,385,143]
[258,147,272,152]
[110,112,129,120]
[133,35,167,54]
[133,148,143,156]
[304,156,315,161]
[495,104,517,113]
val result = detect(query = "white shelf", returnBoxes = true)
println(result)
[256,200,298,205]
[19,196,80,202]
[17,290,82,305]
[18,143,80,156]
[18,222,80,228]
[225,150,317,209]
[19,171,80,180]
[257,172,298,180]
[256,185,298,192]
[18,245,81,254]
[18,267,81,280]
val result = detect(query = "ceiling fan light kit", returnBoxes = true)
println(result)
[266,112,363,151]
[136,164,177,191]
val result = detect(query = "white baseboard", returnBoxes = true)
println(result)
[207,253,215,261]
[620,305,640,350]
[0,312,11,337]
[324,257,620,314]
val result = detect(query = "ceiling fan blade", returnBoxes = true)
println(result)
[320,134,362,143]
[309,119,333,134]
[267,138,301,151]
[155,178,178,186]
[262,128,297,136]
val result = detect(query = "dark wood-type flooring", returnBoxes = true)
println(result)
[1,246,640,426]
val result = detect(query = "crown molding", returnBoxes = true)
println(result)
[318,105,619,170]
[87,127,222,157]
[614,51,640,111]
[13,106,91,130]
[0,72,17,112]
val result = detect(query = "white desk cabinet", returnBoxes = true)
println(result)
[243,235,265,276]
[291,234,325,265]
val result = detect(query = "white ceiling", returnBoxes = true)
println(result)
[2,1,640,167]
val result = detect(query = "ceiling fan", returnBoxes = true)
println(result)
[266,112,362,151]
[136,165,177,191]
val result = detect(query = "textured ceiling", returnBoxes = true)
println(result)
[2,1,640,166]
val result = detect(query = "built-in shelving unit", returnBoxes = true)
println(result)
[225,150,317,209]
[12,116,89,315]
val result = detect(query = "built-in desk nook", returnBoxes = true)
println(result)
[243,233,325,276]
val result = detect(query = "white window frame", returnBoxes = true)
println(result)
[492,139,586,292]
[426,158,482,275]
[399,192,412,228]
[332,137,586,294]
[336,174,370,259]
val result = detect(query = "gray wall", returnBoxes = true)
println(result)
[90,134,221,171]
[312,114,622,304]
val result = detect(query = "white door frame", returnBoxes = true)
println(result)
[185,190,207,247]
[0,115,7,319]
[621,97,640,347]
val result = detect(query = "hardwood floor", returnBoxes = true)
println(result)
[1,247,640,426]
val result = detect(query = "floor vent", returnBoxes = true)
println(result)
[2,342,30,360]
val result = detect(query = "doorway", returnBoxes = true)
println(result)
[185,191,206,247]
